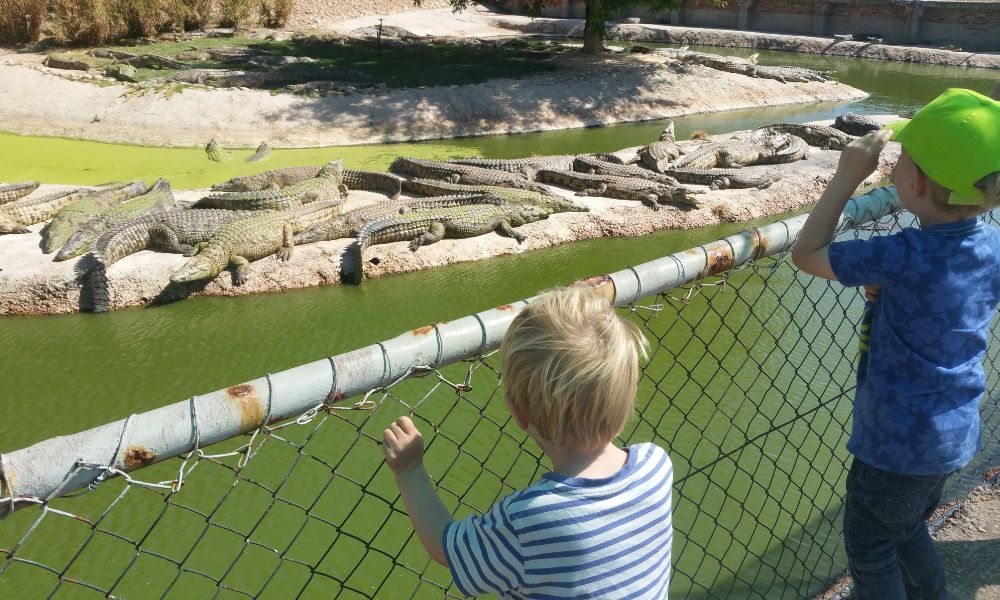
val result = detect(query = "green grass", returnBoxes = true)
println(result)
[51,36,563,89]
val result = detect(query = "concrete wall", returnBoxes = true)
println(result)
[493,0,1000,51]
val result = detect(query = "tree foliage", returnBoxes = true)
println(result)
[415,1,725,53]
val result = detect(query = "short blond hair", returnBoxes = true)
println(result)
[926,170,1000,217]
[500,287,649,451]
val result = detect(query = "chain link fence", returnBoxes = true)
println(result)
[2,187,998,599]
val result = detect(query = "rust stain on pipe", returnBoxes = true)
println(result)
[411,324,435,336]
[496,304,514,311]
[124,446,156,471]
[705,246,734,276]
[226,384,264,431]
[750,228,768,260]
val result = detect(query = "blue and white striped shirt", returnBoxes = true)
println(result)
[443,443,673,599]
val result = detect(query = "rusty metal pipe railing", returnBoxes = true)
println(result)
[0,186,899,517]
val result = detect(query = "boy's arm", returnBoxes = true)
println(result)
[383,416,452,566]
[792,130,894,280]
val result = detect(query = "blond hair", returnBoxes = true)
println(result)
[500,287,649,451]
[924,169,1000,216]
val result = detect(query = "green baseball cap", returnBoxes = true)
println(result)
[885,88,1000,205]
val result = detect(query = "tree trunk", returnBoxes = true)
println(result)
[582,0,605,54]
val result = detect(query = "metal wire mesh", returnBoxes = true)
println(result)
[2,202,999,599]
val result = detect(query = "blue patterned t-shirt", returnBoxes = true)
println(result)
[829,210,1000,475]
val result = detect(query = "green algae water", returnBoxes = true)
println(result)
[2,49,998,598]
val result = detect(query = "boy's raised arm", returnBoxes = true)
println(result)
[383,416,453,566]
[792,130,894,280]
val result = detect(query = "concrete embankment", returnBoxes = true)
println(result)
[505,19,1000,70]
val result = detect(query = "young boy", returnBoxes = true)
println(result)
[382,286,674,598]
[792,87,1000,598]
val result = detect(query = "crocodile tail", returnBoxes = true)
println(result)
[351,218,399,285]
[90,256,111,313]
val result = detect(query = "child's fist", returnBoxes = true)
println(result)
[835,129,894,185]
[383,416,425,474]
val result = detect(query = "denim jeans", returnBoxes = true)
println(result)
[843,458,953,600]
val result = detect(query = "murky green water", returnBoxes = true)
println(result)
[2,47,997,598]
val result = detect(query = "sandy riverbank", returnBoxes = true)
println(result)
[0,46,866,148]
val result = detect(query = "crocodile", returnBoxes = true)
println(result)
[246,142,272,163]
[750,134,810,165]
[206,138,232,163]
[444,155,575,178]
[343,169,402,200]
[351,199,583,284]
[535,169,699,209]
[664,166,781,190]
[750,123,855,150]
[41,181,149,254]
[296,194,521,245]
[637,123,680,172]
[389,157,549,192]
[752,65,832,83]
[0,187,87,234]
[833,113,882,136]
[0,182,41,205]
[206,45,267,61]
[150,69,246,85]
[195,161,347,210]
[672,134,790,170]
[90,208,253,312]
[117,55,192,70]
[170,200,345,285]
[572,155,683,188]
[56,179,178,261]
[211,164,324,192]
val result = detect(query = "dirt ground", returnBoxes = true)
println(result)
[937,482,1000,599]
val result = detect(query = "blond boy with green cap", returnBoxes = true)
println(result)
[793,87,1000,598]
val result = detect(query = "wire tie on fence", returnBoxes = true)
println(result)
[89,414,135,491]
[325,356,340,405]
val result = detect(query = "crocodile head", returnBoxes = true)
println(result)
[534,194,590,214]
[171,256,216,283]
[41,220,72,253]
[0,215,29,235]
[318,159,345,180]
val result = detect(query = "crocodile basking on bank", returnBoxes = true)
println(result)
[351,197,588,284]
[833,113,882,136]
[390,157,549,192]
[664,166,781,190]
[195,161,347,210]
[343,169,402,200]
[444,155,575,178]
[294,194,508,245]
[211,165,324,192]
[671,134,791,170]
[41,181,149,254]
[90,208,254,312]
[0,187,87,234]
[572,155,684,188]
[535,169,699,209]
[170,200,344,285]
[0,182,41,205]
[56,179,178,261]
[750,123,854,150]
[637,123,680,173]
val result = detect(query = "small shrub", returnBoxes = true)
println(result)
[52,0,114,45]
[260,0,292,28]
[217,0,258,27]
[0,0,46,45]
[109,0,164,38]
[184,0,214,29]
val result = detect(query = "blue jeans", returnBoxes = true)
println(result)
[843,459,952,600]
